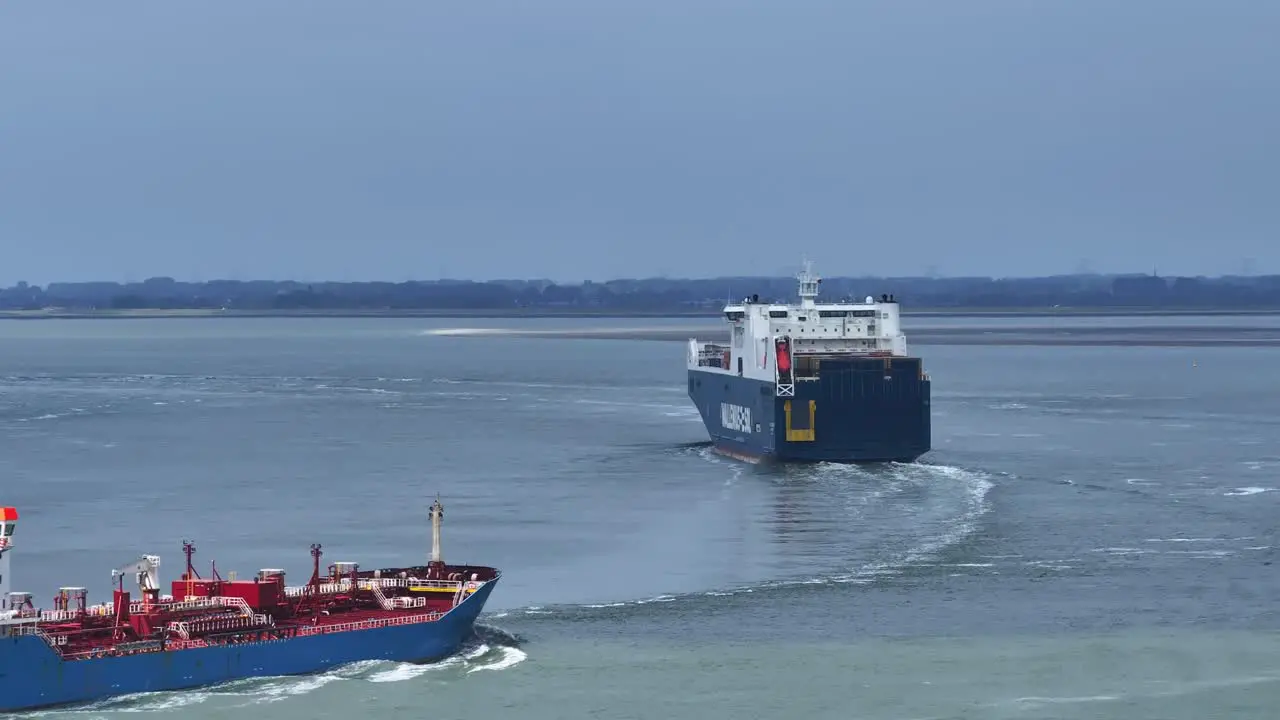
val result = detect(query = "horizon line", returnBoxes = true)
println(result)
[7,269,1272,288]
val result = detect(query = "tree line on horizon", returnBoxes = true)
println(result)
[3,272,1280,311]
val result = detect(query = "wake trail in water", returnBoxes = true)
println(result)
[489,459,996,621]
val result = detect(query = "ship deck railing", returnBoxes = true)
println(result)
[33,595,251,623]
[25,626,73,654]
[0,616,41,636]
[2,617,77,655]
[37,604,116,622]
[791,348,901,358]
[58,641,169,661]
[16,610,455,658]
[20,580,477,632]
[211,595,256,617]
[373,577,483,592]
[691,342,732,369]
[154,611,449,651]
[126,595,256,617]
[167,612,272,640]
[362,579,394,610]
[390,595,430,610]
[295,610,444,637]
[281,577,479,598]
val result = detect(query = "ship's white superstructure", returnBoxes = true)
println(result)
[685,260,932,464]
[688,261,911,393]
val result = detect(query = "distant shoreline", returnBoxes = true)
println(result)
[5,307,1280,320]
[10,271,1280,316]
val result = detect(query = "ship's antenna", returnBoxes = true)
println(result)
[309,543,323,597]
[429,495,445,566]
[797,258,820,309]
[181,539,198,600]
[182,540,200,579]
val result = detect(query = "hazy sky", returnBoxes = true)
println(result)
[2,1,1277,284]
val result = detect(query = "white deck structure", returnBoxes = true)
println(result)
[688,261,912,397]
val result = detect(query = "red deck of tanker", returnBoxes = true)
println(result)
[0,499,504,714]
[14,542,497,661]
[0,499,498,662]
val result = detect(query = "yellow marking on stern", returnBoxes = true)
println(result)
[783,399,816,442]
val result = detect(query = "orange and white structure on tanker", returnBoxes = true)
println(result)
[0,507,17,614]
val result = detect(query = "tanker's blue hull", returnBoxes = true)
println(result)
[688,356,930,463]
[0,578,497,714]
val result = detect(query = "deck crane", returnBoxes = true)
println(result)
[111,555,161,605]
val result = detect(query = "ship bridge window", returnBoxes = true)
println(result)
[2,525,11,536]
[768,310,788,318]
[819,310,847,318]
[725,311,744,321]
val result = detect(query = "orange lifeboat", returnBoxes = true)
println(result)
[774,338,791,374]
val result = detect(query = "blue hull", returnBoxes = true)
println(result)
[688,356,930,463]
[0,578,497,714]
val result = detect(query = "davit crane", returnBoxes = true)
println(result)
[111,554,161,601]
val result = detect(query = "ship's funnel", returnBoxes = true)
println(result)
[0,507,16,611]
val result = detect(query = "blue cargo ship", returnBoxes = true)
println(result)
[686,261,931,463]
[0,499,501,714]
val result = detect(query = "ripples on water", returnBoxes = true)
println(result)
[3,318,1280,718]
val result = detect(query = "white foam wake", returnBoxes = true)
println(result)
[467,646,529,673]
[505,461,995,616]
[423,328,507,336]
[364,642,528,682]
[41,644,528,714]
[1224,486,1274,496]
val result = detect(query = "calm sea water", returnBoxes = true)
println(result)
[2,317,1279,719]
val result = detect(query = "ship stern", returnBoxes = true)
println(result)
[771,356,931,463]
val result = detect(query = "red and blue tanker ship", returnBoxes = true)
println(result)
[0,499,501,714]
